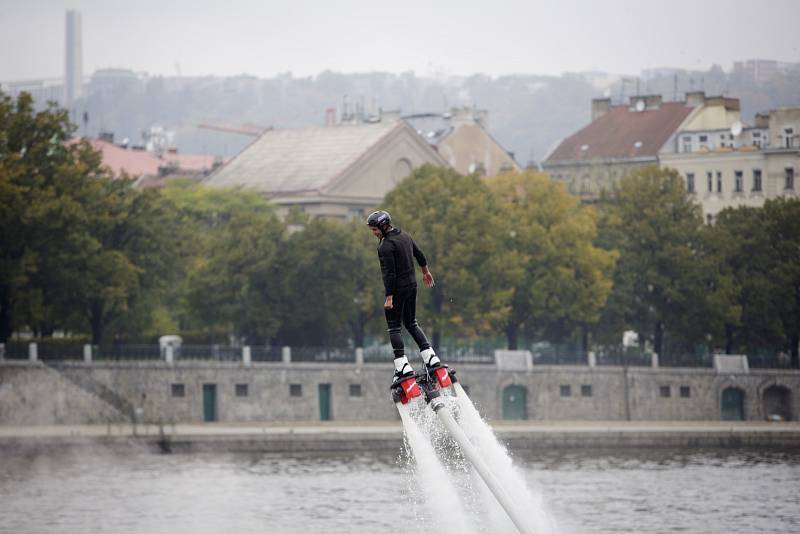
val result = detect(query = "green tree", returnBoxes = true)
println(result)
[273,218,383,347]
[764,198,800,366]
[162,181,285,343]
[383,164,513,349]
[488,170,617,352]
[0,91,75,341]
[711,206,778,356]
[598,166,738,358]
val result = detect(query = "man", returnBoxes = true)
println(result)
[366,210,441,386]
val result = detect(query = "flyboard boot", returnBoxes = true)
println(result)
[390,357,421,404]
[420,347,452,388]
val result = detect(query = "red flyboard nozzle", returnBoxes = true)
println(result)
[434,367,452,388]
[399,377,421,404]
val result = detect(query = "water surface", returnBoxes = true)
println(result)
[1,447,798,533]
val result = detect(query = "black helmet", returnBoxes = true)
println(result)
[366,210,392,232]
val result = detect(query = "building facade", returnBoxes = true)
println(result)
[661,107,799,222]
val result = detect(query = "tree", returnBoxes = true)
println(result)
[272,218,382,347]
[598,166,738,358]
[0,91,75,341]
[488,170,617,352]
[764,198,800,366]
[383,164,513,349]
[162,181,285,344]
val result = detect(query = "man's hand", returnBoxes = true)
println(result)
[384,295,394,309]
[422,267,435,288]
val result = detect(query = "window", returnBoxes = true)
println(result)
[581,384,593,397]
[753,169,762,192]
[707,171,713,193]
[235,384,248,397]
[349,384,362,397]
[660,385,671,398]
[171,384,185,397]
[682,136,692,153]
[706,213,714,225]
[716,171,723,194]
[680,386,691,398]
[347,208,364,221]
[786,168,795,190]
[699,135,708,143]
[785,128,795,149]
[752,131,762,148]
[686,173,695,193]
[560,385,571,397]
[290,384,303,397]
[734,171,743,193]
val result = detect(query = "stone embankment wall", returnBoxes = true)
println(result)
[1,357,798,425]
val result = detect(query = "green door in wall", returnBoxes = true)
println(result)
[502,385,527,420]
[721,387,744,421]
[319,383,332,421]
[203,384,217,422]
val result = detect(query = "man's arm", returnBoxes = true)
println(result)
[412,239,434,288]
[379,241,397,307]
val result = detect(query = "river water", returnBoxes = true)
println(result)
[1,446,798,534]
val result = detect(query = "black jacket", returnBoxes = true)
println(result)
[377,228,427,296]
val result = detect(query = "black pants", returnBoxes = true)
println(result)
[385,285,431,359]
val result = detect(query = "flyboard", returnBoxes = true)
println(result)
[391,365,535,534]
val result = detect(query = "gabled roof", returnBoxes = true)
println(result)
[546,102,694,163]
[205,121,409,194]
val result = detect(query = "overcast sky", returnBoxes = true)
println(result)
[1,0,799,81]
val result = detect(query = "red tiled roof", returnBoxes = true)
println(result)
[546,102,694,162]
[82,139,220,177]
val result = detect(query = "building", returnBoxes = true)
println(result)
[661,107,799,222]
[405,107,520,176]
[733,59,800,85]
[0,78,65,109]
[64,10,83,110]
[76,135,222,186]
[204,119,448,219]
[542,92,742,201]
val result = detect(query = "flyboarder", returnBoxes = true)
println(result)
[366,210,442,390]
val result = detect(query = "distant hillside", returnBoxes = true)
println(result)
[70,66,800,168]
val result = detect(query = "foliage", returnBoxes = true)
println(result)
[596,166,738,357]
[487,170,617,350]
[383,164,513,348]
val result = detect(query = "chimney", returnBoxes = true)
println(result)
[754,113,769,128]
[686,91,705,107]
[591,98,611,121]
[644,95,663,109]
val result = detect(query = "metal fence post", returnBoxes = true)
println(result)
[29,342,38,362]
[651,352,659,368]
[282,346,291,364]
[242,346,252,367]
[83,344,92,364]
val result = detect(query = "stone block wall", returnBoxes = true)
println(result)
[1,361,798,425]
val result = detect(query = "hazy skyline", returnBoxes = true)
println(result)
[1,0,799,82]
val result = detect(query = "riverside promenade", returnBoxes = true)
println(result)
[2,421,800,453]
